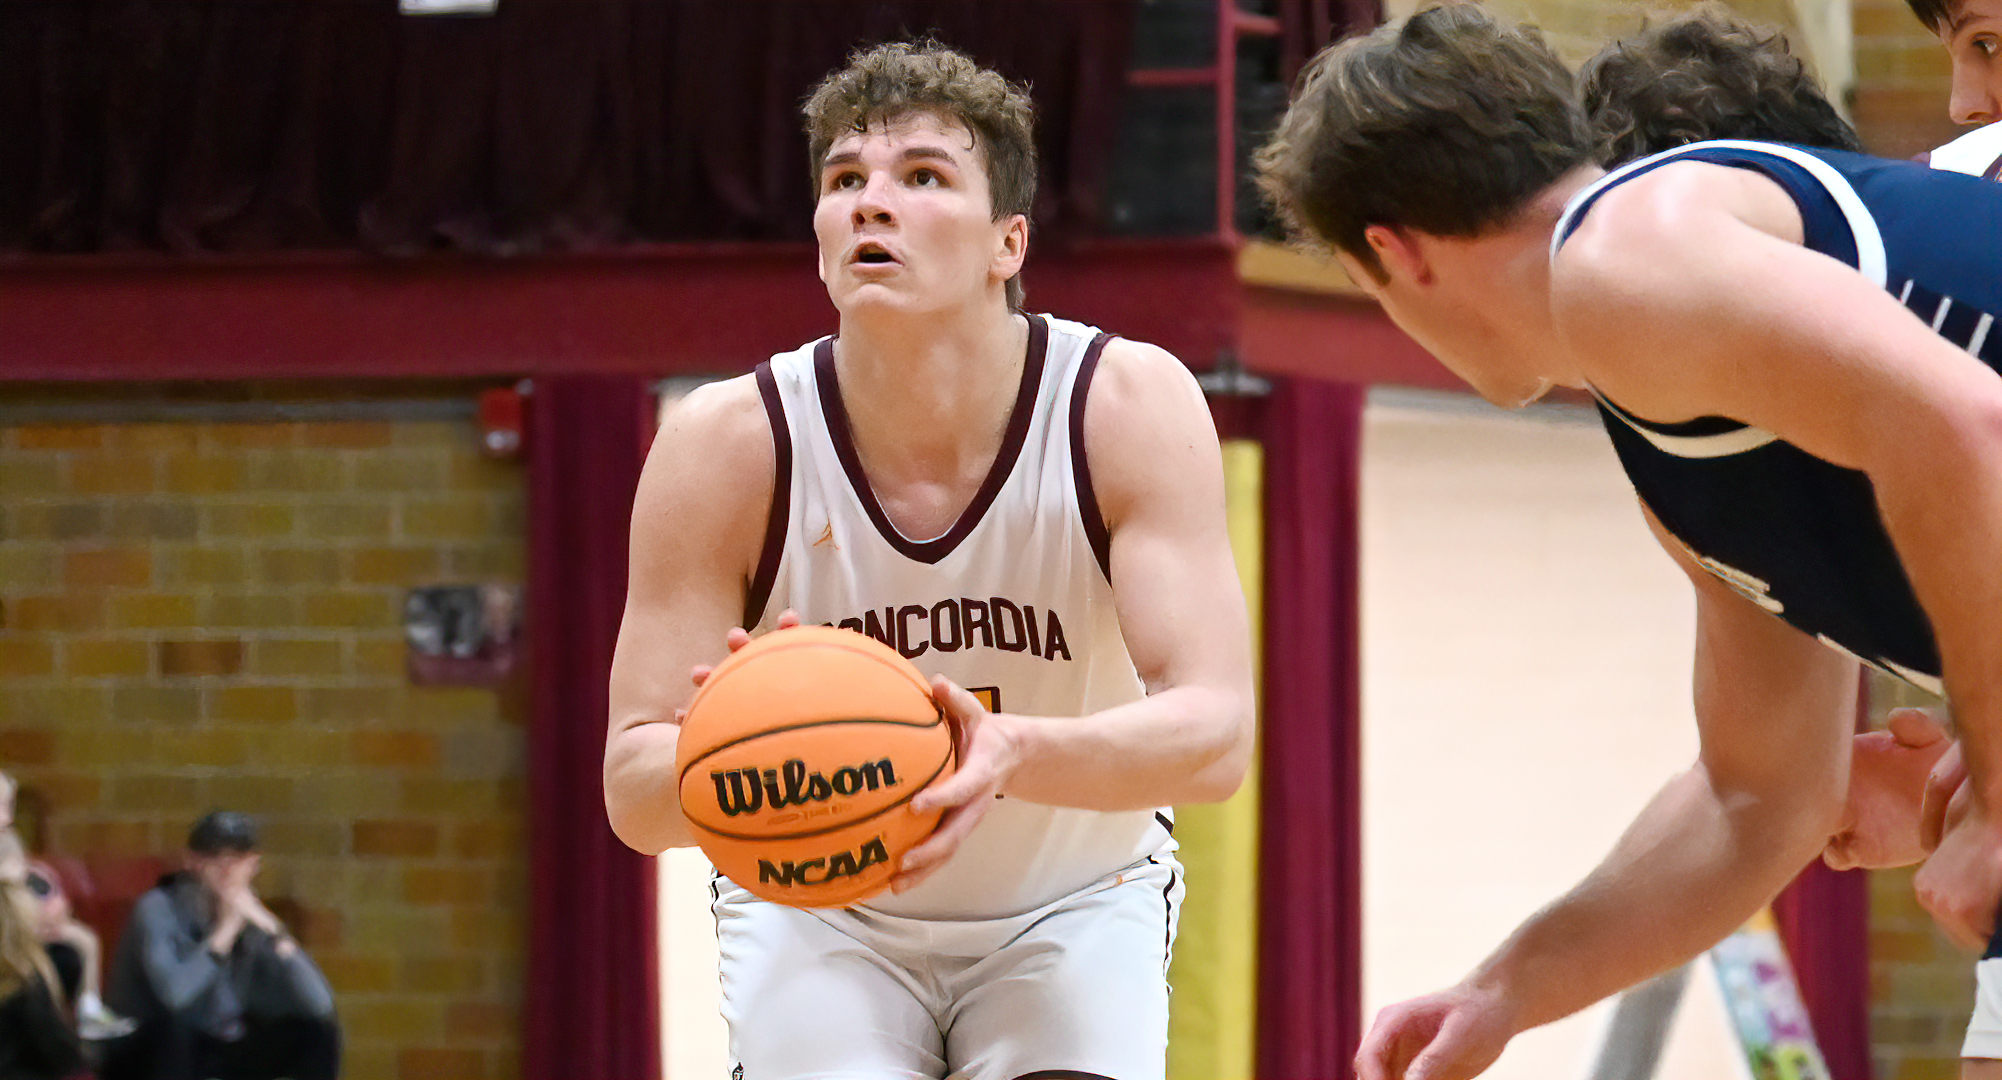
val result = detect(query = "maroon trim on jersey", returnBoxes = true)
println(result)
[814,315,1048,565]
[1067,333,1116,581]
[743,362,792,629]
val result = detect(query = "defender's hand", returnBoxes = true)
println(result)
[1916,799,2002,951]
[890,678,1024,894]
[1824,708,1952,870]
[1356,984,1517,1080]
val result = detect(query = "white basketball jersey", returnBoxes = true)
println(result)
[1929,121,2002,180]
[746,313,1171,920]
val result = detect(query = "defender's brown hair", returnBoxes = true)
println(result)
[1253,3,1593,280]
[1582,8,1860,165]
[1906,0,1957,32]
[803,39,1038,308]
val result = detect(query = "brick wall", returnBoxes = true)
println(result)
[1852,0,1963,159]
[0,403,527,1079]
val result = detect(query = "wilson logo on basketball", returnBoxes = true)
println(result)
[757,836,891,888]
[710,757,900,817]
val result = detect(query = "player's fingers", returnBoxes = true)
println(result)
[1887,707,1948,746]
[775,609,802,630]
[892,805,990,889]
[690,664,714,688]
[1821,837,1857,871]
[723,627,753,653]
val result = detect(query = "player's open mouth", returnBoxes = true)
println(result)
[850,241,899,267]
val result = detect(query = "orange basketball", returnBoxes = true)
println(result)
[677,625,954,908]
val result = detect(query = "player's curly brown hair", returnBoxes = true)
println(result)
[1253,3,1592,282]
[803,39,1037,308]
[1580,7,1860,166]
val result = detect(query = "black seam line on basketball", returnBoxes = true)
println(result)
[686,752,954,843]
[675,707,946,788]
[684,635,933,718]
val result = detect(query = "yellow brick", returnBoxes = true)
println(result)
[24,771,102,809]
[257,547,342,586]
[202,423,296,450]
[452,820,522,860]
[205,593,301,629]
[301,421,395,449]
[297,502,393,540]
[401,954,485,994]
[351,639,405,679]
[111,686,201,724]
[353,819,441,857]
[341,996,445,1043]
[399,1047,487,1080]
[2,686,110,724]
[9,503,104,541]
[298,773,402,817]
[4,595,105,633]
[256,729,349,769]
[63,638,151,678]
[399,497,494,541]
[440,544,525,579]
[318,952,398,994]
[157,639,244,677]
[302,591,398,629]
[348,546,442,586]
[302,686,400,723]
[246,452,347,493]
[446,453,520,491]
[108,594,202,630]
[0,640,56,678]
[356,452,446,492]
[252,639,343,677]
[202,503,296,539]
[445,1001,514,1041]
[65,548,152,589]
[59,727,156,767]
[403,865,486,906]
[175,729,250,768]
[68,455,158,495]
[161,455,246,494]
[259,818,347,857]
[400,777,494,814]
[109,774,201,813]
[0,458,64,498]
[55,819,158,855]
[206,685,297,724]
[111,423,200,453]
[0,728,57,764]
[163,547,248,587]
[357,731,439,769]
[15,425,106,451]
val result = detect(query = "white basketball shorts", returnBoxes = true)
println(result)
[713,851,1184,1080]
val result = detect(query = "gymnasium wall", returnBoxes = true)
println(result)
[0,403,528,1079]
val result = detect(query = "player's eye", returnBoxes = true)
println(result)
[1979,36,2000,58]
[826,171,862,192]
[909,168,941,187]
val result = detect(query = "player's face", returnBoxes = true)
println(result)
[814,113,1017,316]
[1937,0,2002,125]
[1335,250,1553,409]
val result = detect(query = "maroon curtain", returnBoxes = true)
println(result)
[1773,863,1872,1080]
[526,376,660,1080]
[1257,376,1368,1079]
[0,0,1132,256]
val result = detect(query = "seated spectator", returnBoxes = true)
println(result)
[0,829,86,1080]
[23,858,132,1041]
[100,813,339,1080]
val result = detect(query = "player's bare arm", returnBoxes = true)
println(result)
[1553,160,2002,946]
[1359,505,1858,1080]
[897,339,1256,887]
[604,377,775,856]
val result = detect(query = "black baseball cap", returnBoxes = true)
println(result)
[187,811,258,855]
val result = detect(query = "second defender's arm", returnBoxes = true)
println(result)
[1360,508,1857,1079]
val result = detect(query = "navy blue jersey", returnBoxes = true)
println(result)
[1552,141,2002,694]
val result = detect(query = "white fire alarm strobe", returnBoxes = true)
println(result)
[400,0,499,14]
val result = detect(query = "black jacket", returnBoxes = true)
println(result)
[0,972,84,1080]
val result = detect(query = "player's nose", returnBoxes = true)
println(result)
[1949,64,2000,126]
[851,171,897,227]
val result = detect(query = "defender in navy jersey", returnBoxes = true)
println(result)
[606,41,1254,1080]
[1257,7,2002,1077]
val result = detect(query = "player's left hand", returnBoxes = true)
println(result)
[1915,794,2002,951]
[1824,707,1953,870]
[890,677,1024,893]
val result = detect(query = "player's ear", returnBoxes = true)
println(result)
[1364,224,1434,287]
[993,213,1028,283]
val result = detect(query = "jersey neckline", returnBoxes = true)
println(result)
[812,313,1049,565]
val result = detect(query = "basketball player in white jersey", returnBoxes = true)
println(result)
[604,40,1254,1080]
[1910,0,2002,179]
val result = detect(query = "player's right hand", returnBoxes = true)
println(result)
[677,610,801,720]
[1355,984,1515,1080]
[1824,707,1953,870]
